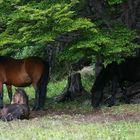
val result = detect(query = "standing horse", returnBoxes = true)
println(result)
[91,57,140,108]
[0,56,49,110]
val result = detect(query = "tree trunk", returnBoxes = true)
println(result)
[55,73,89,102]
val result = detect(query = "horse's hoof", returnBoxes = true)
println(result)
[124,98,130,104]
[92,104,100,109]
[32,106,40,111]
[93,107,100,111]
[108,103,114,107]
[107,98,115,107]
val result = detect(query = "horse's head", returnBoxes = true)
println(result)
[11,88,29,105]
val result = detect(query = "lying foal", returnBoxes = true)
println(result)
[1,88,30,121]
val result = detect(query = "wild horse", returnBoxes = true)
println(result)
[0,56,49,110]
[91,57,140,108]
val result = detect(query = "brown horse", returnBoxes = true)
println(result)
[0,56,49,110]
[1,88,30,121]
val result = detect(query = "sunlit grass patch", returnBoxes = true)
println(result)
[47,80,67,97]
[0,116,140,140]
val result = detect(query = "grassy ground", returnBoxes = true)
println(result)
[1,79,140,140]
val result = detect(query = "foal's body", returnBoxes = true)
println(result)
[1,104,29,121]
[1,88,30,121]
[91,57,140,108]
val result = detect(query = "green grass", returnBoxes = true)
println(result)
[0,116,140,140]
[1,79,140,140]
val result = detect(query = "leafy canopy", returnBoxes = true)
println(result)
[0,0,95,57]
[0,0,139,66]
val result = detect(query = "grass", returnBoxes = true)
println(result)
[1,79,140,140]
[0,116,140,140]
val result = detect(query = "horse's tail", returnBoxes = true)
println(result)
[38,60,50,108]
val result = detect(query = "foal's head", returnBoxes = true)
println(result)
[11,88,29,105]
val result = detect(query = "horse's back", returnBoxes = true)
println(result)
[106,57,140,81]
[24,57,47,83]
[0,57,23,83]
[0,56,48,86]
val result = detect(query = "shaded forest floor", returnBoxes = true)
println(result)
[30,104,140,123]
[0,79,140,140]
[0,103,140,140]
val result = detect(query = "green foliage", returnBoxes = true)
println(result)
[0,0,139,66]
[16,45,44,58]
[0,0,95,58]
[107,0,125,5]
[98,25,139,65]
[59,24,139,65]
[57,0,139,66]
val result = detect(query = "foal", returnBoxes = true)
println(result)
[1,88,30,121]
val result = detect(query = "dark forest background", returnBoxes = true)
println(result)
[0,0,140,79]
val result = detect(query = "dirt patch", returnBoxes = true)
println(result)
[30,108,140,123]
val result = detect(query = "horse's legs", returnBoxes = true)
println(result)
[6,85,12,103]
[32,83,40,110]
[92,90,103,108]
[108,78,118,107]
[0,83,3,108]
[119,82,130,104]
